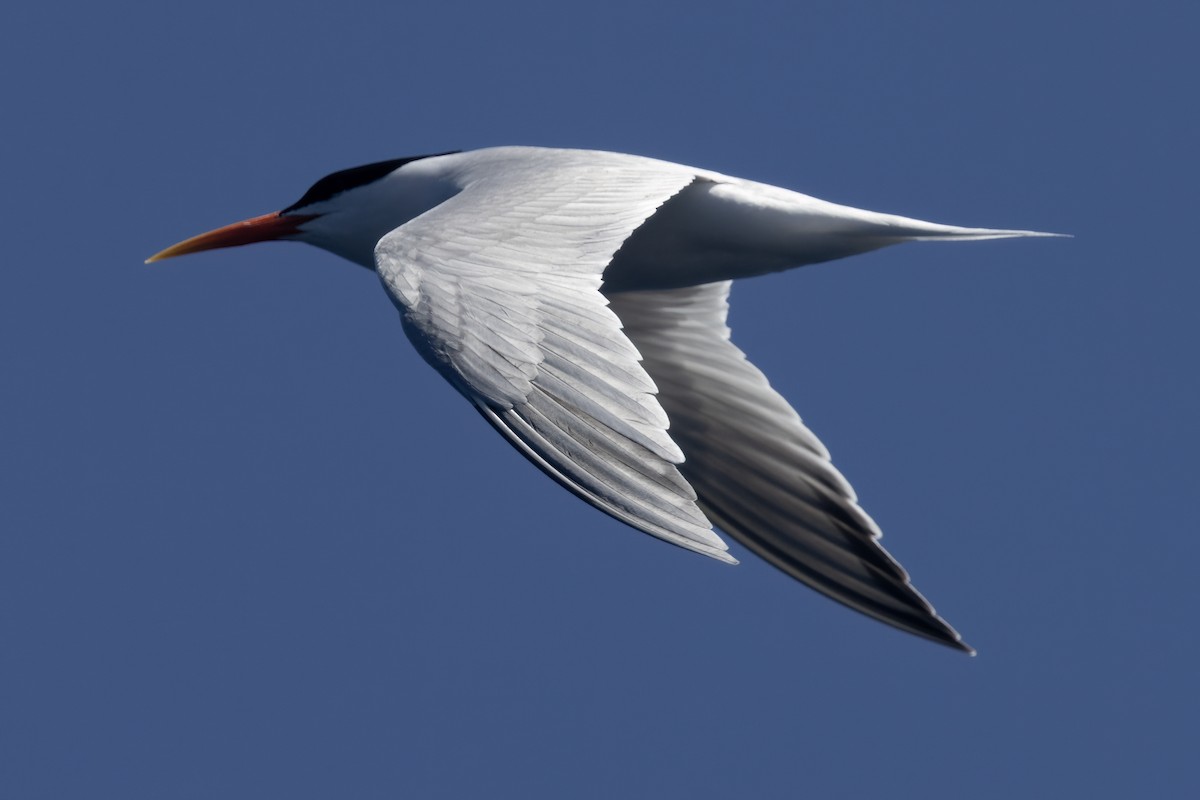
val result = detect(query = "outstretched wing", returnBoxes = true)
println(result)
[609,281,972,652]
[374,153,732,561]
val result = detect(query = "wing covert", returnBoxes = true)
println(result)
[375,155,732,561]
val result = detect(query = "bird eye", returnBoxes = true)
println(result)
[282,152,459,212]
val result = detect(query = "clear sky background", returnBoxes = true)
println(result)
[2,1,1196,797]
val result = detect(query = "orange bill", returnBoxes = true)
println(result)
[146,212,317,263]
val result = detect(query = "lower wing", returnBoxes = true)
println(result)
[610,281,973,652]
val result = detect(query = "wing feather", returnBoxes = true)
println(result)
[609,281,972,651]
[375,151,732,561]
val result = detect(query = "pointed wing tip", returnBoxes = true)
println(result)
[951,638,977,657]
[927,622,975,655]
[682,537,738,565]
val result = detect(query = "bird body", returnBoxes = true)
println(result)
[290,147,1046,286]
[150,146,1062,652]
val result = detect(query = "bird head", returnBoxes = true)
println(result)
[147,153,459,269]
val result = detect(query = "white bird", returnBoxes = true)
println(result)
[149,146,1062,653]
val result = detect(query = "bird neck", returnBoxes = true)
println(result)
[297,165,461,269]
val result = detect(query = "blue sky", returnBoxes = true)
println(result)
[2,1,1196,797]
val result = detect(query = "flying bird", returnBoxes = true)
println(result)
[149,146,1061,653]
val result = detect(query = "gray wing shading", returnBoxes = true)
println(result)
[609,281,972,652]
[375,156,732,562]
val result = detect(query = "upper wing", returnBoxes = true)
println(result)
[374,154,732,561]
[608,281,972,652]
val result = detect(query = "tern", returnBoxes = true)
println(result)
[150,146,1061,653]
